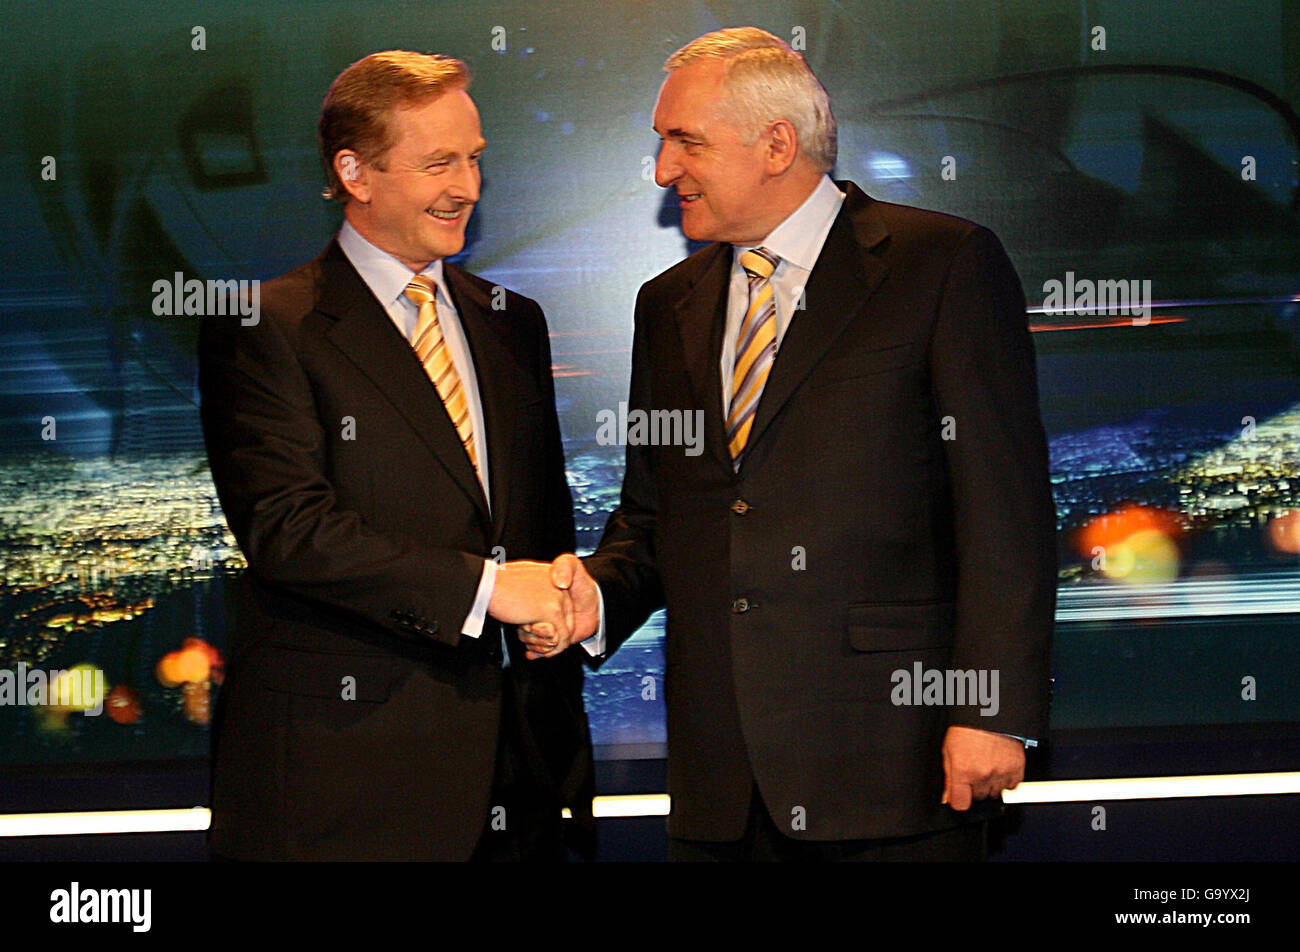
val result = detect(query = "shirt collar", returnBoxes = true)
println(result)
[338,219,447,309]
[733,174,846,272]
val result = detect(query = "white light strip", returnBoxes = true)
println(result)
[0,807,211,838]
[2,775,1296,836]
[1002,772,1300,804]
[592,794,671,818]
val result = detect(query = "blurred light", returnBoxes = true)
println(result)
[48,663,105,713]
[1077,505,1182,585]
[865,150,912,182]
[1104,527,1180,584]
[1267,510,1300,554]
[105,684,142,724]
[181,681,211,726]
[156,653,182,688]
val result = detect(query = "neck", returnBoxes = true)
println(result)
[343,204,433,272]
[742,169,823,245]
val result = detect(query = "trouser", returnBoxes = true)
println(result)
[669,784,987,862]
[470,667,567,862]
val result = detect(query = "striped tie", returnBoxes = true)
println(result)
[403,275,477,471]
[726,247,780,467]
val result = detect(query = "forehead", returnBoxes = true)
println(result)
[653,59,729,131]
[388,89,483,148]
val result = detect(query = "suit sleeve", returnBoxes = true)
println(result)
[928,226,1057,739]
[582,285,666,659]
[198,307,483,649]
[533,301,577,560]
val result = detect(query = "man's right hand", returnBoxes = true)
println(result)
[521,554,600,660]
[488,560,574,645]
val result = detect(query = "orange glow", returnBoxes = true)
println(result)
[1078,505,1182,552]
[156,653,182,687]
[1268,511,1300,554]
[1076,506,1183,584]
[1029,316,1187,333]
[156,639,224,688]
[182,681,211,726]
[106,684,142,724]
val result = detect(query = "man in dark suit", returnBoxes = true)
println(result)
[539,28,1056,860]
[198,51,592,861]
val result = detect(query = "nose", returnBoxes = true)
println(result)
[451,160,481,205]
[655,141,681,189]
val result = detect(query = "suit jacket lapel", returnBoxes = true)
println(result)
[443,263,519,545]
[671,242,734,471]
[318,241,492,528]
[744,182,891,457]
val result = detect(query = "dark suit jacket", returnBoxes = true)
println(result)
[586,181,1057,842]
[198,239,592,860]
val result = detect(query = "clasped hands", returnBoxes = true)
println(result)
[486,554,599,660]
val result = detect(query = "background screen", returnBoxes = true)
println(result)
[2,0,1297,767]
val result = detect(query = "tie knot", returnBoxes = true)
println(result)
[403,274,437,306]
[740,247,779,281]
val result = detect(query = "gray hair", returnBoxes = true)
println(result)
[665,27,836,172]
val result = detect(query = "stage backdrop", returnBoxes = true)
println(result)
[1,0,1298,766]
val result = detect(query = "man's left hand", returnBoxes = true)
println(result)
[941,725,1025,810]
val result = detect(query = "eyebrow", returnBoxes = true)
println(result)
[655,126,703,140]
[418,141,487,163]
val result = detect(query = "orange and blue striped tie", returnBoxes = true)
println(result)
[404,275,477,472]
[726,247,780,467]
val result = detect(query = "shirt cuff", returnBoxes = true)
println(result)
[999,732,1037,749]
[461,558,498,638]
[580,582,607,658]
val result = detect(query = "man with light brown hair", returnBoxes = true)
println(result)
[545,27,1056,861]
[200,50,593,860]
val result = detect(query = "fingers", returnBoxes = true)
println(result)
[520,621,560,660]
[941,726,1025,808]
[551,553,579,590]
[553,554,600,641]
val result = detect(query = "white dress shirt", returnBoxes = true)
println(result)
[586,177,844,660]
[337,221,497,641]
[720,174,845,414]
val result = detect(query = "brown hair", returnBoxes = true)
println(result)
[318,50,470,202]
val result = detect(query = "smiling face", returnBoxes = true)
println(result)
[341,88,484,270]
[652,59,783,246]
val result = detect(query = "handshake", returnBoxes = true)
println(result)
[486,554,600,660]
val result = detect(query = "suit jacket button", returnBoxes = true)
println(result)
[730,499,751,515]
[732,597,751,613]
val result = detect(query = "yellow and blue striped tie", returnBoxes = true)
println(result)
[404,275,477,472]
[726,247,780,467]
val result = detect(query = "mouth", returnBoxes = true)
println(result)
[427,207,467,223]
[678,192,701,208]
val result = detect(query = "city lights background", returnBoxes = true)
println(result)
[1,0,1298,768]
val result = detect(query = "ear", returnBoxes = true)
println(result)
[333,149,371,203]
[763,119,799,176]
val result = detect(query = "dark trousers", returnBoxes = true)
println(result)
[470,667,567,862]
[669,784,987,862]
